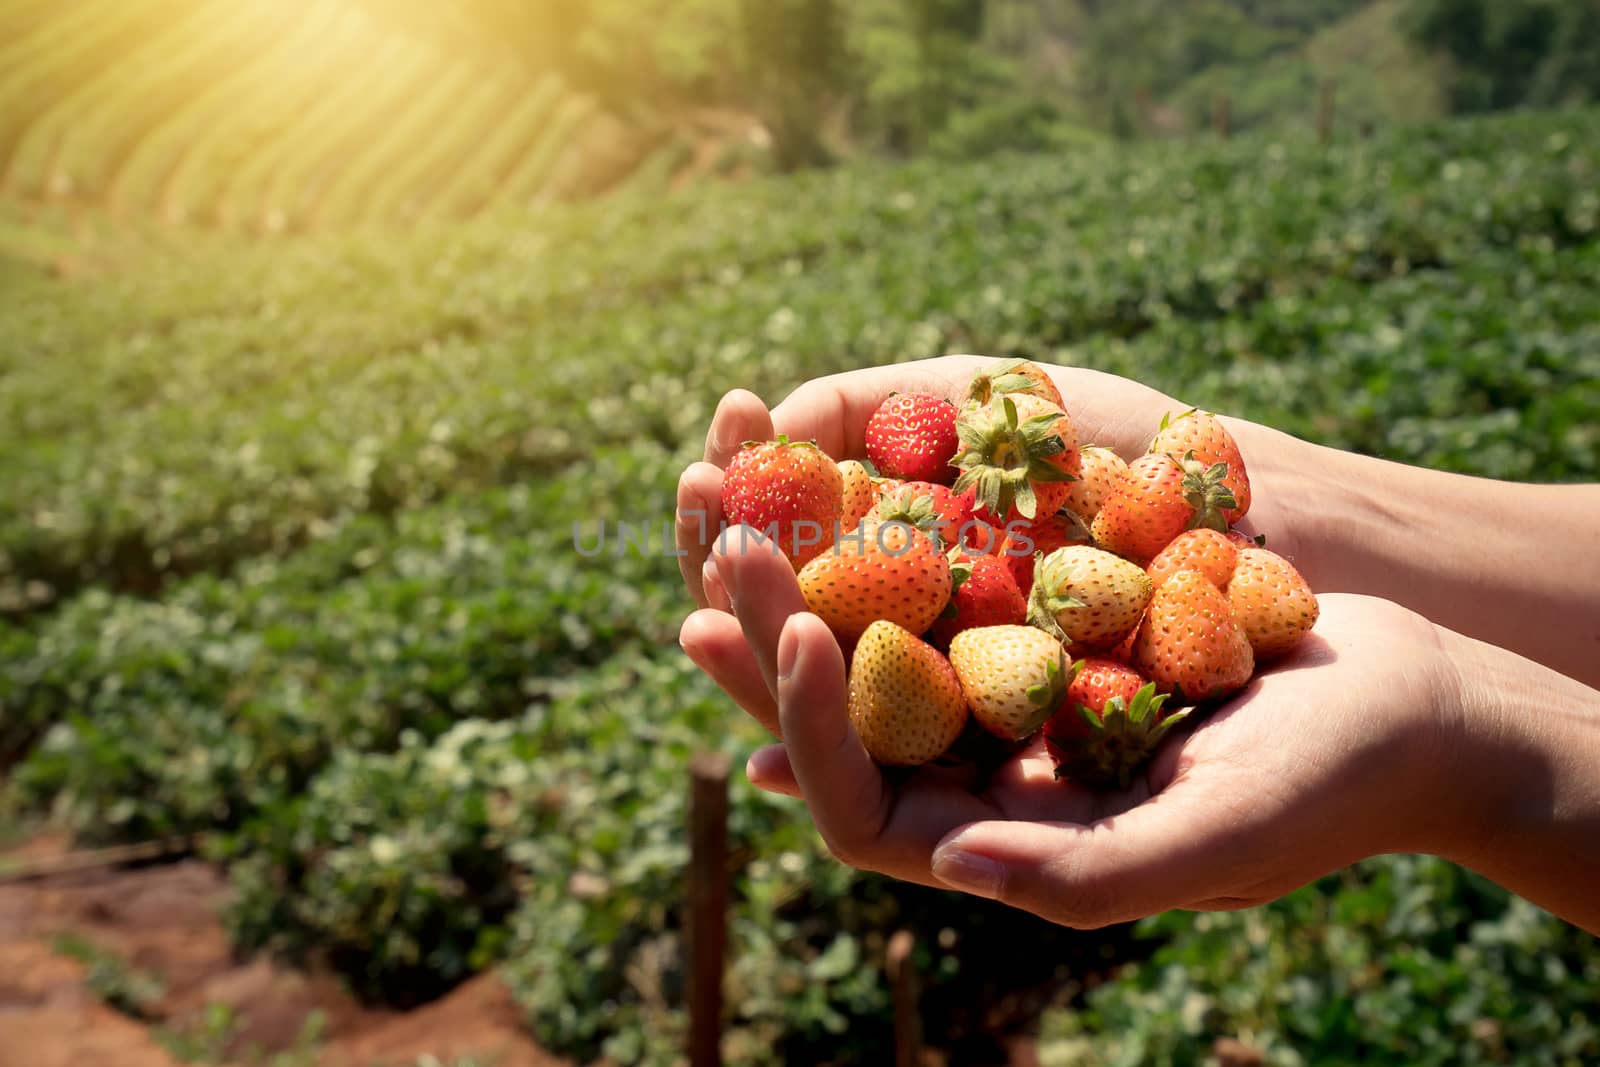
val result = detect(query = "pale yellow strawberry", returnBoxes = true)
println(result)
[947,625,1070,740]
[848,621,969,766]
[1226,547,1319,660]
[1027,545,1152,651]
[1063,445,1127,524]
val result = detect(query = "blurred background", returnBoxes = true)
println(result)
[1,1,1597,1065]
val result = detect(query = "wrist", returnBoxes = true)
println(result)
[1425,629,1600,901]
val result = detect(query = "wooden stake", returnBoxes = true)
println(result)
[1213,93,1232,140]
[687,752,731,1067]
[0,836,198,884]
[888,929,921,1067]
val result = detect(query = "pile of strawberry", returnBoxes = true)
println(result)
[720,360,1318,787]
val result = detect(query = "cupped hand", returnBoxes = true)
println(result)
[674,355,1188,612]
[687,531,1461,926]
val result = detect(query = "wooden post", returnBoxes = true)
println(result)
[1213,93,1232,140]
[1317,79,1336,145]
[887,930,921,1067]
[687,752,731,1067]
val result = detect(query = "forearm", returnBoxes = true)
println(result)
[1227,419,1600,688]
[1432,630,1600,934]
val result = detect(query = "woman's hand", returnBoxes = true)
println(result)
[688,534,1462,925]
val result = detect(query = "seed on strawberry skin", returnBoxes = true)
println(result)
[720,435,844,569]
[948,624,1072,740]
[866,392,961,485]
[849,621,969,766]
[1227,547,1319,660]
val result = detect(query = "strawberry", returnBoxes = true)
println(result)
[1227,529,1267,548]
[964,358,1065,410]
[1227,547,1319,660]
[994,509,1092,597]
[1063,445,1127,524]
[1090,451,1235,566]
[721,435,844,569]
[1151,409,1251,523]
[866,393,960,485]
[848,621,969,766]
[952,395,1081,522]
[1027,545,1153,651]
[926,551,1026,650]
[1147,528,1238,590]
[947,625,1071,740]
[1044,658,1186,789]
[798,518,951,643]
[1132,569,1254,703]
[837,460,880,532]
[876,481,976,550]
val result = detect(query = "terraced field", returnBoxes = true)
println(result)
[0,0,682,237]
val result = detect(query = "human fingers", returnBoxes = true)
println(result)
[704,389,775,467]
[676,462,725,608]
[680,609,780,735]
[769,355,984,458]
[712,524,810,704]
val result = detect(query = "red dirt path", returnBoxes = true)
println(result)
[0,836,564,1067]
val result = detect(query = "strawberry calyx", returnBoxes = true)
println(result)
[952,397,1076,521]
[876,488,945,543]
[740,433,821,452]
[1024,549,1088,641]
[1174,450,1237,533]
[966,358,1044,408]
[1047,680,1189,788]
[1017,646,1075,738]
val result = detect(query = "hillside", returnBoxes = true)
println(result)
[0,0,719,242]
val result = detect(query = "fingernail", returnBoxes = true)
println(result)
[931,843,1003,899]
[776,617,803,683]
[702,558,724,600]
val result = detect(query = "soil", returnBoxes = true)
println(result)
[0,836,564,1067]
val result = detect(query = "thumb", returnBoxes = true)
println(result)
[929,783,1268,928]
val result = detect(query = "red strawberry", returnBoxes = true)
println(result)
[964,358,1065,410]
[866,393,960,484]
[876,481,976,550]
[838,460,880,532]
[1027,545,1153,651]
[952,395,1081,523]
[1044,658,1185,788]
[721,435,844,568]
[1227,547,1319,660]
[1090,451,1235,566]
[927,551,1026,650]
[1147,528,1239,590]
[1227,529,1267,549]
[1151,409,1251,523]
[1132,569,1254,703]
[993,509,1091,597]
[848,621,969,766]
[1063,445,1127,524]
[798,518,952,643]
[948,625,1070,740]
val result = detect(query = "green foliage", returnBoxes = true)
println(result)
[1406,0,1600,112]
[1038,857,1600,1066]
[53,933,167,1021]
[4,107,1599,1064]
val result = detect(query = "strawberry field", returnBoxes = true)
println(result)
[3,107,1599,1064]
